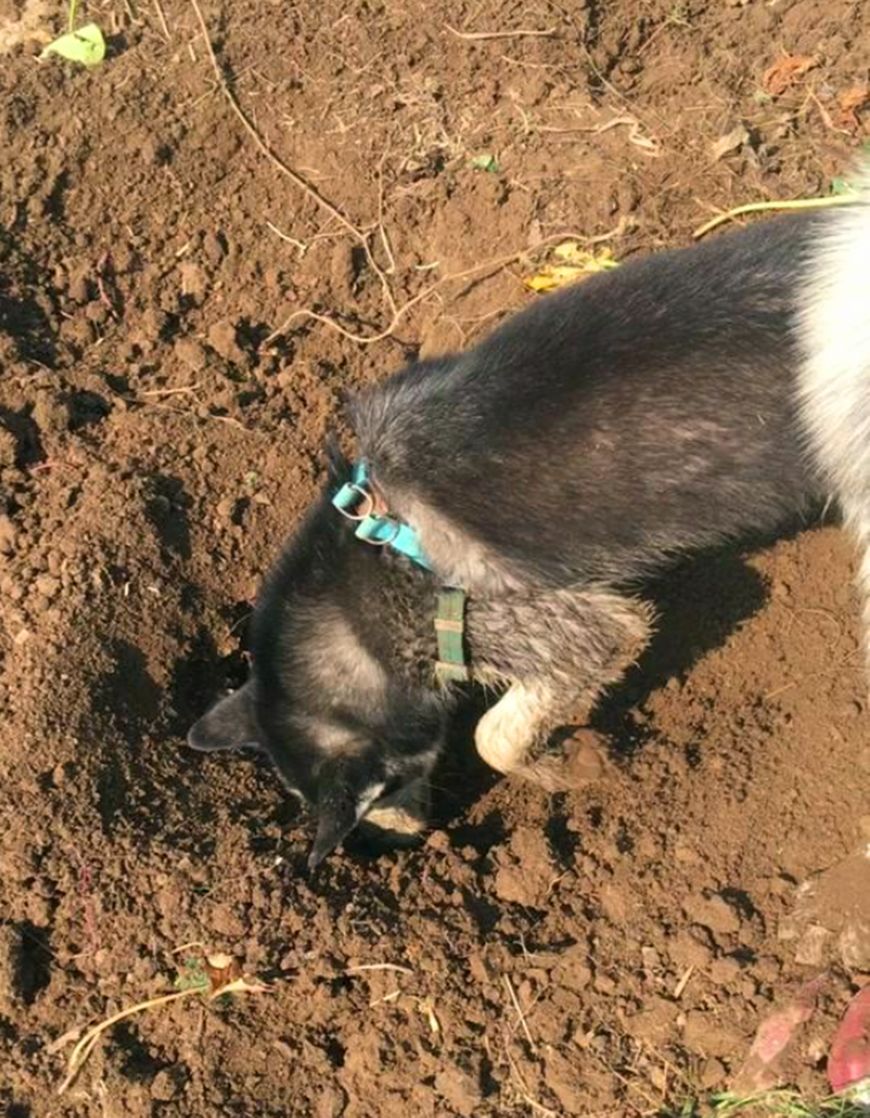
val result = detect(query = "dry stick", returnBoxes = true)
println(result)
[445,23,556,40]
[693,193,855,240]
[187,0,397,319]
[58,978,270,1095]
[344,963,414,976]
[152,0,171,41]
[503,975,536,1049]
[504,1046,558,1118]
[265,227,622,347]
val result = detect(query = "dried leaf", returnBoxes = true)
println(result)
[205,952,242,990]
[524,246,619,292]
[710,123,750,162]
[762,53,817,97]
[829,985,870,1095]
[835,85,870,131]
[731,976,824,1094]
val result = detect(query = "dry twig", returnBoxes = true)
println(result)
[445,23,556,40]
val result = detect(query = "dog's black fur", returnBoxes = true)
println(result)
[189,201,867,868]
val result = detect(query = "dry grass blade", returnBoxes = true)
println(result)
[57,977,271,1095]
[503,975,536,1048]
[445,23,556,40]
[504,1046,558,1117]
[344,963,414,976]
[693,194,856,239]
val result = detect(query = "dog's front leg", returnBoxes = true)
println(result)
[466,587,653,789]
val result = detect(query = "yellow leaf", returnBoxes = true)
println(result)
[523,247,618,292]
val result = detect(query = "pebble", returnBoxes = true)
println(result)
[683,893,741,937]
[174,337,208,371]
[150,1068,181,1101]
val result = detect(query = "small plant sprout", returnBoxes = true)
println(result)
[41,0,105,67]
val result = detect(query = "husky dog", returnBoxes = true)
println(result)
[189,167,870,868]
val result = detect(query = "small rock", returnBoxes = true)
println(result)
[174,337,207,371]
[179,261,208,304]
[0,514,17,553]
[202,232,226,267]
[0,427,17,468]
[32,392,68,436]
[700,1057,727,1088]
[683,1010,743,1058]
[625,997,679,1043]
[207,320,245,364]
[206,903,245,938]
[683,893,741,937]
[553,943,593,993]
[150,1067,182,1101]
[34,575,60,600]
[433,1068,480,1117]
[668,929,713,970]
[316,1085,347,1118]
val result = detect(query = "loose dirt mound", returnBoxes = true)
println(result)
[2,0,869,1114]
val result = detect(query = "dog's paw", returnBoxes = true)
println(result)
[517,729,611,792]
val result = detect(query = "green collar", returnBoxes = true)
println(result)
[434,588,470,685]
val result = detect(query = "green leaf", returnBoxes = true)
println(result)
[830,176,853,196]
[41,22,105,67]
[470,152,499,173]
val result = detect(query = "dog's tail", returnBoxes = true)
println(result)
[798,159,870,668]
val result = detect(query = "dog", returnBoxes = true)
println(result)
[189,164,870,869]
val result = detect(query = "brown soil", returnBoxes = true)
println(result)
[2,0,870,1115]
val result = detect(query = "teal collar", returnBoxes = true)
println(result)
[332,460,433,571]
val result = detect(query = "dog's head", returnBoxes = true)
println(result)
[187,455,447,868]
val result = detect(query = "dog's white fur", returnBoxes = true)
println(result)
[798,171,870,666]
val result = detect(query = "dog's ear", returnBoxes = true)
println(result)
[308,753,385,870]
[187,682,260,752]
[324,431,350,485]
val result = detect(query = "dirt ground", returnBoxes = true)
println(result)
[2,0,870,1115]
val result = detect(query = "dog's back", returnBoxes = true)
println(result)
[352,213,824,591]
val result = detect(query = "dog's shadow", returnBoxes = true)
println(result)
[432,533,796,830]
[591,541,772,753]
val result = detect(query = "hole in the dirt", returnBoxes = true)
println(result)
[104,372,130,396]
[450,809,506,855]
[431,687,501,829]
[113,1021,167,1081]
[143,474,192,560]
[545,797,581,866]
[169,626,250,741]
[2,1099,30,1118]
[459,885,501,934]
[43,170,70,222]
[0,406,45,468]
[323,1036,345,1069]
[236,318,270,351]
[67,389,111,431]
[10,921,53,1005]
[616,819,634,854]
[587,804,604,829]
[720,887,760,923]
[95,639,162,738]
